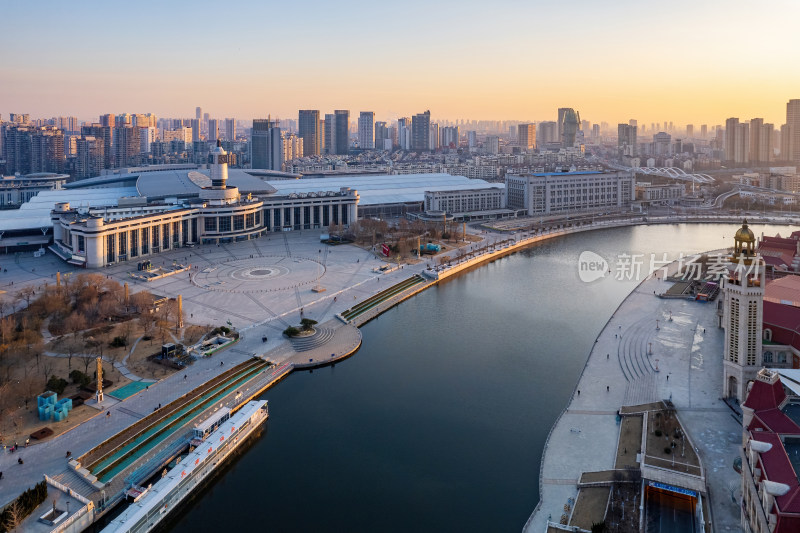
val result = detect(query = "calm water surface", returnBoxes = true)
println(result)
[165,223,784,533]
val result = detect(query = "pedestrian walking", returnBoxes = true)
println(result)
[577,390,580,395]
[607,386,609,392]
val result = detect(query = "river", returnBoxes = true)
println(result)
[164,222,785,533]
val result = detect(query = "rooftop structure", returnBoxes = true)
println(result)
[741,369,800,533]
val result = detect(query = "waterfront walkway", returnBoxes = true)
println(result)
[523,264,742,532]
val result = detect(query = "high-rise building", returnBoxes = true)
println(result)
[57,116,80,134]
[358,112,374,150]
[441,126,459,148]
[397,117,411,150]
[429,123,440,151]
[653,132,671,156]
[139,126,156,153]
[224,118,236,141]
[558,108,581,148]
[113,125,141,168]
[99,114,115,128]
[700,124,708,138]
[517,123,536,150]
[191,119,201,142]
[281,132,303,162]
[30,126,65,174]
[618,124,637,156]
[787,99,800,163]
[4,125,65,175]
[298,110,320,156]
[208,119,219,141]
[592,124,600,140]
[334,110,349,155]
[196,107,202,120]
[467,131,477,149]
[75,136,104,179]
[81,124,113,170]
[725,118,742,162]
[538,121,558,145]
[324,114,336,155]
[781,123,792,161]
[411,110,431,151]
[250,118,283,171]
[374,121,389,150]
[686,124,694,138]
[484,135,500,154]
[749,118,773,163]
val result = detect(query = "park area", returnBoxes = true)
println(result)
[0,273,210,447]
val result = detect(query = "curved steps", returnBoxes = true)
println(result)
[290,327,335,352]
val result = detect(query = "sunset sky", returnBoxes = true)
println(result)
[2,0,798,126]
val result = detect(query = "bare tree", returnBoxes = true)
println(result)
[15,286,35,309]
[0,316,14,346]
[41,358,55,387]
[129,291,155,315]
[64,312,87,341]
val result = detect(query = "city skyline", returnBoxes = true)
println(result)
[2,0,798,125]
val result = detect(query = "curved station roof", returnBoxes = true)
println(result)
[1,168,500,232]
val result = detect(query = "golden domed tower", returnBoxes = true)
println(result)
[733,219,756,263]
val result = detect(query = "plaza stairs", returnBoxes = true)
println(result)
[617,317,660,406]
[50,467,99,499]
[290,327,336,352]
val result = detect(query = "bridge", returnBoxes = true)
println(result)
[607,163,716,184]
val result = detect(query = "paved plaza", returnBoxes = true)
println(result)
[525,267,742,533]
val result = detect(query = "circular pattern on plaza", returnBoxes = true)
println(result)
[191,256,325,293]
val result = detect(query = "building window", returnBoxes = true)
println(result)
[141,227,149,255]
[106,234,115,264]
[254,210,261,227]
[173,222,180,245]
[162,223,170,250]
[118,232,128,259]
[130,229,139,258]
[219,216,231,232]
[764,351,774,363]
[182,219,189,244]
[205,217,217,232]
[152,225,160,252]
[246,213,255,228]
[779,352,788,364]
[77,235,85,253]
[233,215,244,231]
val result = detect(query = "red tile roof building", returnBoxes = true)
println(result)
[741,369,800,533]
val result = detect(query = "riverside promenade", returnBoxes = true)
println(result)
[522,262,742,532]
[0,219,783,514]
